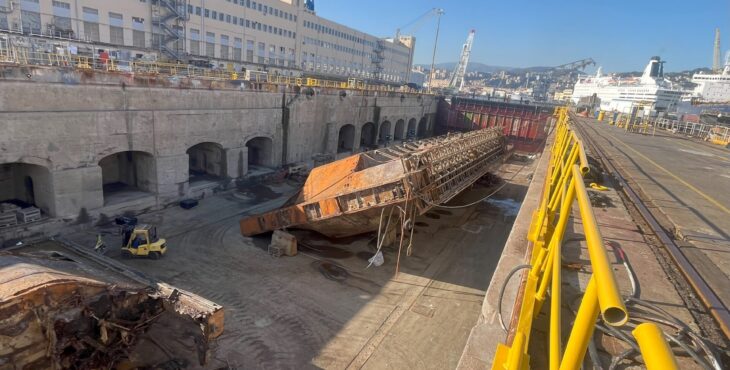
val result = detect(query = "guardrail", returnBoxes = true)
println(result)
[0,42,423,95]
[599,111,730,147]
[492,107,679,369]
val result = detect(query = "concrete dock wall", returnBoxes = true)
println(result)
[0,80,437,220]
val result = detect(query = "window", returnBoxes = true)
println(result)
[52,1,69,9]
[218,12,224,21]
[84,21,100,41]
[52,1,72,36]
[212,11,217,19]
[220,35,229,59]
[109,14,124,44]
[204,9,209,17]
[234,37,242,61]
[226,14,231,23]
[206,32,215,57]
[190,29,200,55]
[132,17,145,48]
[246,40,254,62]
[257,42,265,63]
[195,6,201,15]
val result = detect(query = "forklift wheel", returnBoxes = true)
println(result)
[121,250,133,259]
[149,251,161,260]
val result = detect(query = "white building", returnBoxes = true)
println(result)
[0,0,414,83]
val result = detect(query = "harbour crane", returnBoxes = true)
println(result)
[553,58,596,71]
[448,30,476,92]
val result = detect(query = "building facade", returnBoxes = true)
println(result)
[0,0,414,83]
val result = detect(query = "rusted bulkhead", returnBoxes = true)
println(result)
[241,127,507,238]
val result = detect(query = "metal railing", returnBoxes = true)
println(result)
[0,40,424,94]
[492,107,679,370]
[599,111,730,147]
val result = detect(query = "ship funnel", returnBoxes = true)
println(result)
[641,57,662,81]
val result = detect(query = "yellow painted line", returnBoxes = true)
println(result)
[602,130,730,216]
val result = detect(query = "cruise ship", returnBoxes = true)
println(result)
[686,58,730,104]
[571,57,685,113]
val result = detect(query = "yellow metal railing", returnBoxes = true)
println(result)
[0,42,424,94]
[492,107,678,370]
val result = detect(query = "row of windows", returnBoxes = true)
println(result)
[303,19,371,47]
[302,36,371,59]
[302,19,410,60]
[191,0,298,23]
[188,6,296,40]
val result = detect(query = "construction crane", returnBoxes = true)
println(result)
[553,58,596,71]
[448,30,475,92]
[395,8,443,39]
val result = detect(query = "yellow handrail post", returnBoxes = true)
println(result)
[559,277,599,370]
[632,323,679,370]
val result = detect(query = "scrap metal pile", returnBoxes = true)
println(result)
[0,240,223,368]
[240,127,507,240]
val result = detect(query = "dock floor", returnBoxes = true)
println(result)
[65,159,536,369]
[576,117,730,323]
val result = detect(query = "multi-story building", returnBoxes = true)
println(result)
[0,0,414,83]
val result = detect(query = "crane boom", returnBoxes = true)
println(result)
[448,30,475,91]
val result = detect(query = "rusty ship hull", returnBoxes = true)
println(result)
[240,127,507,238]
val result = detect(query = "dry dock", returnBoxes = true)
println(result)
[64,158,537,368]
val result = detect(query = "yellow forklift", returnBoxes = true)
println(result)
[120,224,168,259]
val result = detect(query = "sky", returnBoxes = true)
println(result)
[314,0,730,73]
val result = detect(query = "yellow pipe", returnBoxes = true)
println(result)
[550,212,563,370]
[571,165,628,326]
[506,332,526,370]
[548,147,579,212]
[559,277,599,370]
[570,132,590,175]
[632,323,679,370]
[535,176,577,309]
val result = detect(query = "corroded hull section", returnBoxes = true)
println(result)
[240,127,507,238]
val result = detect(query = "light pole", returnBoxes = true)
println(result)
[427,8,444,93]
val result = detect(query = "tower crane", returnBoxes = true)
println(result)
[552,58,596,71]
[448,30,475,92]
[395,8,443,39]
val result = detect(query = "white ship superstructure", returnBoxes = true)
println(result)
[571,57,685,113]
[687,58,730,103]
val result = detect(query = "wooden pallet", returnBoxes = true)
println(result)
[16,207,41,223]
[0,212,18,228]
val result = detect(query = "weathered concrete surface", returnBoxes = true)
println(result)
[0,80,436,225]
[63,159,534,369]
[575,118,730,320]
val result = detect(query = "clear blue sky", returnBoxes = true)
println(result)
[315,0,729,73]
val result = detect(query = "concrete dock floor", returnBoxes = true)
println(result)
[576,117,730,327]
[65,159,537,369]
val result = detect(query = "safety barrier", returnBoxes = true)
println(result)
[492,107,678,369]
[597,110,730,147]
[0,40,422,94]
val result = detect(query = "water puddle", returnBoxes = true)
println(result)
[484,198,521,217]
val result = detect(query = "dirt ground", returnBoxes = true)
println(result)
[65,159,537,369]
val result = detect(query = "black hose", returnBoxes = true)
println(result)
[497,264,532,332]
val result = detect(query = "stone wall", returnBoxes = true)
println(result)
[0,80,437,220]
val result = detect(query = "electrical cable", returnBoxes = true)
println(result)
[497,264,532,332]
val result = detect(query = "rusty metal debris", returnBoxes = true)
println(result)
[240,127,507,239]
[0,240,223,368]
